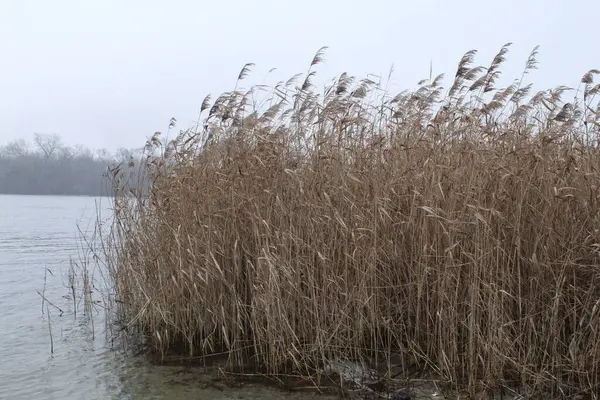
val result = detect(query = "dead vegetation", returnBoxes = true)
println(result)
[99,44,600,398]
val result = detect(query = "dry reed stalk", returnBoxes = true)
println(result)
[97,46,600,398]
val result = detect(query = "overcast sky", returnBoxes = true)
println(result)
[1,0,598,152]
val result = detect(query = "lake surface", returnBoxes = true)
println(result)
[0,194,333,400]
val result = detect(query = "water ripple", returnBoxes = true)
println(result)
[0,195,329,400]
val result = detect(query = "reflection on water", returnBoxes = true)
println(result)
[0,194,332,400]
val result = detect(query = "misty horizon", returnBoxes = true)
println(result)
[0,133,145,196]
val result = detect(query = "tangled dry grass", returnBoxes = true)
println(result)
[100,44,600,398]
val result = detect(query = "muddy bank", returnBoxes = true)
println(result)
[143,353,529,400]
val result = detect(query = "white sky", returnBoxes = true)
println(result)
[1,0,598,151]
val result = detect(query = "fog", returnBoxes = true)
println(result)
[0,134,141,195]
[1,0,598,152]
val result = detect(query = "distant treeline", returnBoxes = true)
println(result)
[0,134,143,196]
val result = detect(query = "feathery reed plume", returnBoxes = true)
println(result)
[97,46,600,399]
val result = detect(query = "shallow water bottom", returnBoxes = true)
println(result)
[115,362,338,400]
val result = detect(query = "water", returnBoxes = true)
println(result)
[0,195,334,400]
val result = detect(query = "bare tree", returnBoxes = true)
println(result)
[73,144,93,159]
[0,134,143,196]
[33,133,62,159]
[95,148,111,160]
[58,145,77,160]
[115,147,134,163]
[0,138,30,158]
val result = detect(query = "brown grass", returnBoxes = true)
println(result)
[100,45,600,397]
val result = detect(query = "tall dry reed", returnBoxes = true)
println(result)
[101,45,600,397]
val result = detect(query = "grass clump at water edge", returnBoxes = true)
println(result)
[94,45,600,398]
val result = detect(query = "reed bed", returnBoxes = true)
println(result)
[101,45,600,397]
